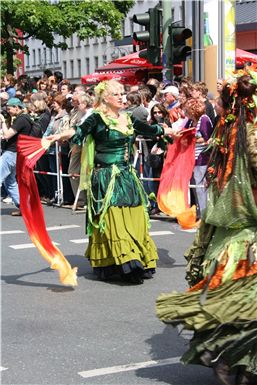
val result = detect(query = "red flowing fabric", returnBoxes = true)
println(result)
[157,129,199,229]
[16,135,78,286]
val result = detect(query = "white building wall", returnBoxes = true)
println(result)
[24,0,182,83]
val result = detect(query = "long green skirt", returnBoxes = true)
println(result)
[156,274,257,374]
[85,205,158,274]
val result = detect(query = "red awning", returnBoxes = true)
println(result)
[110,50,162,69]
[96,62,140,72]
[236,48,257,67]
[95,50,182,76]
[81,70,144,86]
[82,48,257,85]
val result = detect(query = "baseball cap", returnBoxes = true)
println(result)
[6,97,25,109]
[160,86,179,98]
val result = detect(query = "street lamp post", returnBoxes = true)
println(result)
[103,46,129,64]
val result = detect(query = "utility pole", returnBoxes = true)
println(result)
[162,0,173,83]
[192,0,204,81]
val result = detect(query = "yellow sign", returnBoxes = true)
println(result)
[224,0,236,77]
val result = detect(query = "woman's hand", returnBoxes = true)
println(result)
[161,123,173,136]
[44,134,61,144]
[171,130,183,139]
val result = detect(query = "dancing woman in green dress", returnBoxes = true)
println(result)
[156,68,257,385]
[48,79,172,284]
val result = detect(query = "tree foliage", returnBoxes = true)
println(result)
[1,0,135,74]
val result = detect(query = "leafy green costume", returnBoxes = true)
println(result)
[156,117,257,376]
[72,111,164,279]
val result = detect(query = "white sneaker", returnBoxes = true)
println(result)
[2,197,13,204]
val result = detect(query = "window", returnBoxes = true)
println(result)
[102,36,107,43]
[63,61,67,79]
[77,59,81,78]
[38,48,41,66]
[49,48,53,64]
[32,49,36,66]
[86,57,90,74]
[102,55,107,65]
[94,56,99,70]
[121,19,125,37]
[171,8,175,22]
[43,48,47,66]
[93,36,99,45]
[70,59,74,78]
[130,18,134,34]
[70,35,74,48]
[55,47,59,63]
[76,36,81,47]
[26,54,30,67]
[179,5,183,21]
[84,37,89,46]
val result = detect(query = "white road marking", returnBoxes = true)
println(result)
[0,230,24,235]
[78,356,181,379]
[70,239,89,244]
[70,231,173,244]
[7,229,173,249]
[10,242,60,250]
[46,225,80,231]
[180,228,197,233]
[0,366,8,371]
[149,230,174,236]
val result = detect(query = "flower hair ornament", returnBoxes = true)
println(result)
[95,81,107,95]
[207,64,257,190]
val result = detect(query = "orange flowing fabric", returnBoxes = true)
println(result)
[16,135,78,286]
[157,129,199,229]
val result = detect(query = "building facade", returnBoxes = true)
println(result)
[24,0,183,83]
[23,0,257,83]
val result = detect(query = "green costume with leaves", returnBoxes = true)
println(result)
[72,111,164,280]
[156,69,257,381]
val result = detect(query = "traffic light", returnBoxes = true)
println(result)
[133,6,161,66]
[169,25,192,64]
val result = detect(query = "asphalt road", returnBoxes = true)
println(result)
[1,202,219,385]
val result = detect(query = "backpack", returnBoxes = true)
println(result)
[23,114,43,138]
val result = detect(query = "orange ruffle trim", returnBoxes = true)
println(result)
[188,260,257,292]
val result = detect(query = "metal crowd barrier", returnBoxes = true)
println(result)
[34,139,204,213]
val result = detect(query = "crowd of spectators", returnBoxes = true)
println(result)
[0,68,223,218]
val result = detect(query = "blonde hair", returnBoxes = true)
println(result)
[78,93,93,108]
[32,99,48,113]
[94,79,124,113]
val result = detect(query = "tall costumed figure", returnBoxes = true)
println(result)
[156,66,257,385]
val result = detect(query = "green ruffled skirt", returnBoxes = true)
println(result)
[156,219,257,374]
[85,205,158,275]
[156,274,257,374]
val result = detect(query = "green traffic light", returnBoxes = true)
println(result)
[133,31,150,42]
[172,27,192,43]
[132,6,161,66]
[132,13,150,26]
[169,25,192,64]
